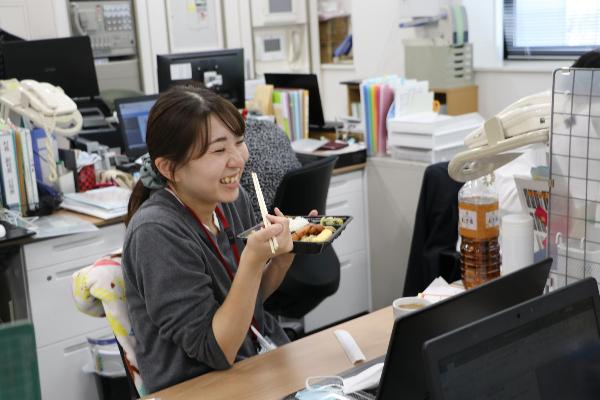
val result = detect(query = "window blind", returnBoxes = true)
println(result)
[504,0,600,59]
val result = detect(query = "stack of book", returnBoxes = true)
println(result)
[272,88,309,141]
[61,186,131,220]
[0,120,40,216]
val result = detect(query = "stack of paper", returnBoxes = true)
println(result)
[61,186,131,220]
[419,277,465,303]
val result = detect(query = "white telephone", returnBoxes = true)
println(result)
[448,91,551,182]
[0,79,82,137]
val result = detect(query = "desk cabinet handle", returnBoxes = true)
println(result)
[63,341,89,356]
[52,235,103,252]
[55,265,91,279]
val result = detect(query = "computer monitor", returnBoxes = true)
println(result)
[423,278,600,400]
[373,258,552,400]
[115,95,158,160]
[156,48,245,108]
[1,36,99,99]
[264,73,336,129]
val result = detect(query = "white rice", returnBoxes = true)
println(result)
[288,216,310,233]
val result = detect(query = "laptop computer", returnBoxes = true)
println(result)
[263,73,342,131]
[423,278,600,400]
[114,95,159,160]
[359,258,552,400]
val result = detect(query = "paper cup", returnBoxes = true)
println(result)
[392,297,431,319]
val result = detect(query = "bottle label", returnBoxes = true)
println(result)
[459,200,500,239]
[486,210,500,229]
[459,209,477,230]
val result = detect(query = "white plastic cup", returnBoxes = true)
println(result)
[501,213,534,275]
[392,297,431,319]
[86,336,126,377]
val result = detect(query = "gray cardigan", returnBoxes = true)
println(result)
[122,188,289,393]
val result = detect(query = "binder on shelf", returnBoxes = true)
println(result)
[272,88,309,141]
[13,130,28,215]
[23,128,40,212]
[0,130,21,211]
[30,128,57,186]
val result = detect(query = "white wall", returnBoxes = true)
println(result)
[0,0,66,39]
[317,0,415,120]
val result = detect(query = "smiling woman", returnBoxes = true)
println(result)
[121,86,297,393]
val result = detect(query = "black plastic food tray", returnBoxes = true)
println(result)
[237,215,353,254]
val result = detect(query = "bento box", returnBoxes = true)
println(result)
[237,215,353,254]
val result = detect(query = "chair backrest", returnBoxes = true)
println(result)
[0,321,41,400]
[272,155,338,215]
[265,155,341,326]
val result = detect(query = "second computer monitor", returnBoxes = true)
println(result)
[2,36,99,99]
[156,48,245,109]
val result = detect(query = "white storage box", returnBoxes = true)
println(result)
[387,112,483,150]
[388,144,466,164]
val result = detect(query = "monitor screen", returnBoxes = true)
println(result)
[264,73,326,128]
[115,95,158,159]
[1,36,99,99]
[157,48,245,109]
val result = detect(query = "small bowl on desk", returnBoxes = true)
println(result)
[392,297,431,320]
[237,215,353,254]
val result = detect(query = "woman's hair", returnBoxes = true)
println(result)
[572,50,600,68]
[126,86,245,225]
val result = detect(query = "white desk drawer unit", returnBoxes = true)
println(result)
[24,223,125,271]
[24,223,126,400]
[28,259,111,347]
[37,327,111,400]
[304,170,371,332]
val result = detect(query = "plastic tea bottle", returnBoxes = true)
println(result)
[458,174,501,289]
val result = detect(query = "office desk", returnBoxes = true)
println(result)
[148,307,394,400]
[0,210,125,400]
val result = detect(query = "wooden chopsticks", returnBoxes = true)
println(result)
[251,172,278,254]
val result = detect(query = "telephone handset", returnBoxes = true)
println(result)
[71,3,98,36]
[0,79,82,137]
[289,29,302,64]
[20,80,78,116]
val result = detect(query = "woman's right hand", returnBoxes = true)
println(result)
[243,218,292,266]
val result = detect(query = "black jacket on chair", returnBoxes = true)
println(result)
[403,162,465,296]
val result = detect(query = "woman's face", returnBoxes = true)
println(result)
[173,115,249,205]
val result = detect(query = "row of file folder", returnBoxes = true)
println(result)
[360,76,432,155]
[0,119,42,215]
[272,88,309,141]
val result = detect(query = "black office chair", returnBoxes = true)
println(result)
[403,162,464,296]
[265,156,340,338]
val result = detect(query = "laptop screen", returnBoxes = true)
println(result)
[424,278,600,400]
[439,299,598,398]
[115,95,158,159]
[375,258,552,400]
